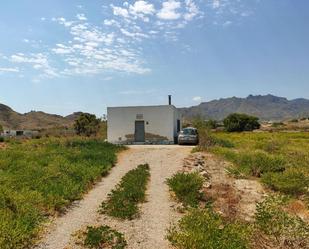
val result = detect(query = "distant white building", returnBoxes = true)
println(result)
[107,97,182,144]
[1,130,39,138]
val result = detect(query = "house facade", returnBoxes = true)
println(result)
[107,105,182,144]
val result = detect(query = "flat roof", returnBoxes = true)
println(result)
[107,104,177,109]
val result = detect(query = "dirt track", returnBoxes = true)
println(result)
[36,145,193,249]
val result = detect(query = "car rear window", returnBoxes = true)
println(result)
[182,129,197,135]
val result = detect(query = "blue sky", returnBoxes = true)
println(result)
[0,0,308,117]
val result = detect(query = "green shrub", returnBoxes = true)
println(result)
[84,225,127,249]
[0,138,122,249]
[223,113,260,132]
[100,164,150,219]
[167,209,250,249]
[262,169,309,195]
[167,172,204,207]
[255,195,309,246]
[220,150,285,177]
[0,136,4,143]
[210,132,309,198]
[74,113,101,137]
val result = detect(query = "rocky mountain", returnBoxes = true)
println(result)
[1,94,309,129]
[0,104,81,130]
[180,95,309,121]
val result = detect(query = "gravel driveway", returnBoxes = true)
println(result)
[36,145,193,249]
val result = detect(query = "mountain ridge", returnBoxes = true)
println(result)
[1,94,309,129]
[180,94,309,121]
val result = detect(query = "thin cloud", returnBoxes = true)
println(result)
[0,0,259,80]
[0,67,19,73]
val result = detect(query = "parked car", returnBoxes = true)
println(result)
[178,127,199,145]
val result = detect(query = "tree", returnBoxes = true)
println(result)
[0,124,3,133]
[223,113,260,132]
[74,113,100,136]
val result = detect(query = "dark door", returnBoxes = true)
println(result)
[135,121,145,142]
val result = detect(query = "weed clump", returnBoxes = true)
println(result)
[167,172,204,207]
[84,225,127,249]
[262,169,309,195]
[196,129,234,151]
[217,150,285,177]
[167,208,250,249]
[255,195,309,247]
[100,164,150,219]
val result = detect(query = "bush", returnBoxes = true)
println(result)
[167,209,250,249]
[167,172,204,207]
[262,169,309,195]
[0,136,4,143]
[223,113,260,132]
[100,164,150,219]
[255,195,309,246]
[74,113,101,137]
[84,225,127,249]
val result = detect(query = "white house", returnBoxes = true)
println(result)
[1,130,39,138]
[107,98,182,144]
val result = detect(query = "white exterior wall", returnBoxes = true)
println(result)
[107,105,181,144]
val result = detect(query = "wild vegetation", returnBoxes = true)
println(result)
[254,195,309,248]
[0,137,122,249]
[169,119,309,248]
[100,164,150,219]
[167,171,252,248]
[223,113,261,132]
[167,172,204,207]
[167,208,250,249]
[212,132,309,198]
[83,225,127,249]
[74,113,101,137]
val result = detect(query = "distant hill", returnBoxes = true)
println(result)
[0,104,82,130]
[180,95,309,121]
[2,94,309,129]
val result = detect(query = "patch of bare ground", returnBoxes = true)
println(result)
[183,152,267,222]
[183,152,309,249]
[284,200,309,223]
[36,145,193,249]
[0,142,7,149]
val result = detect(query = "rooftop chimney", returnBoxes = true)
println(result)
[168,95,172,105]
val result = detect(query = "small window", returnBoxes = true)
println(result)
[136,114,143,120]
[16,131,24,136]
